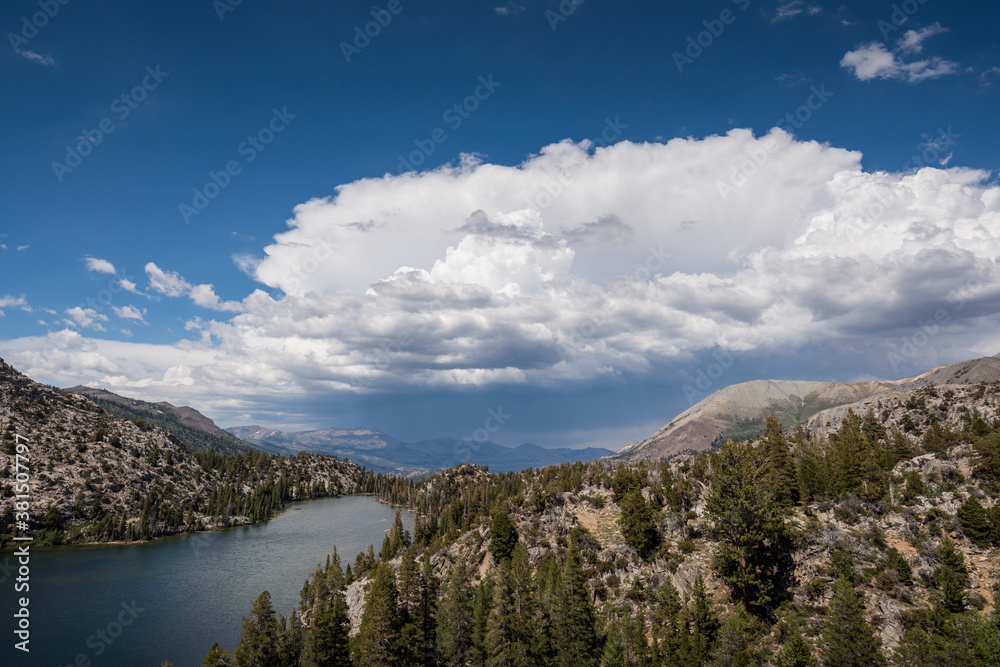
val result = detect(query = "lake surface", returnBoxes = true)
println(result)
[1,495,410,667]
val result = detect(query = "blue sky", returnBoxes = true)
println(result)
[1,0,999,449]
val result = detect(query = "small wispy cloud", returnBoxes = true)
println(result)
[118,277,141,294]
[84,257,117,274]
[773,0,821,22]
[841,24,958,83]
[775,70,810,88]
[978,66,1000,89]
[112,305,146,322]
[232,253,263,278]
[897,23,948,55]
[146,262,244,312]
[0,295,31,317]
[494,2,525,16]
[15,49,56,67]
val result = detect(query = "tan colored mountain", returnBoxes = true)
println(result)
[613,353,1000,461]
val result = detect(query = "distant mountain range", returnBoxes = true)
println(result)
[57,352,1000,470]
[56,385,612,474]
[612,353,1000,461]
[226,425,613,475]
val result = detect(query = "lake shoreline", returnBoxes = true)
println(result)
[0,491,393,551]
[1,495,415,667]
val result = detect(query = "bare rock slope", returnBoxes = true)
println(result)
[614,354,1000,461]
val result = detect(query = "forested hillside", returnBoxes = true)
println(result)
[0,358,373,546]
[64,385,252,455]
[209,381,1000,666]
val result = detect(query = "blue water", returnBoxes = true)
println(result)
[1,495,410,666]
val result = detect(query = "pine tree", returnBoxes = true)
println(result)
[397,547,423,665]
[623,606,653,666]
[277,611,303,666]
[653,580,684,665]
[390,509,411,555]
[975,432,1000,482]
[706,438,792,614]
[353,562,401,666]
[302,595,350,667]
[486,552,535,666]
[888,429,914,468]
[686,575,719,665]
[775,625,816,667]
[202,643,232,667]
[418,554,439,666]
[708,603,758,667]
[884,547,913,587]
[534,557,560,664]
[611,465,644,502]
[763,414,797,505]
[937,536,970,588]
[233,591,280,667]
[937,567,965,614]
[819,578,886,667]
[795,427,825,503]
[957,497,991,547]
[618,490,661,558]
[437,563,474,667]
[861,409,887,447]
[302,555,349,667]
[490,508,519,563]
[553,540,599,666]
[834,409,885,500]
[600,622,626,667]
[471,572,497,665]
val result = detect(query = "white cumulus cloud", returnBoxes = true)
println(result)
[112,305,146,321]
[145,262,244,312]
[2,131,998,428]
[64,307,109,331]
